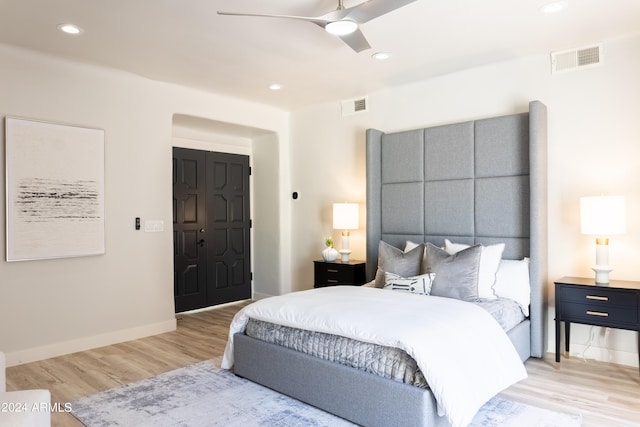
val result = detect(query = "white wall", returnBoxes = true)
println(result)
[0,44,288,365]
[290,33,640,366]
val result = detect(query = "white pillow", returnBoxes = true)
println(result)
[444,239,504,300]
[405,240,444,252]
[493,258,531,316]
[404,240,421,253]
[384,272,436,295]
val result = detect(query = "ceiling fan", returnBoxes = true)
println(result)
[217,0,417,53]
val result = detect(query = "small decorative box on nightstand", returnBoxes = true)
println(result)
[554,276,640,373]
[313,260,366,288]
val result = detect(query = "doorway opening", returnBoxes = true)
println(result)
[171,113,283,310]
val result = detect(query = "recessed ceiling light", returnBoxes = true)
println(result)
[372,52,392,61]
[269,84,282,91]
[325,20,358,36]
[57,23,83,35]
[540,1,568,14]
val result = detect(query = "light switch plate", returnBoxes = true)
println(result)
[144,219,164,232]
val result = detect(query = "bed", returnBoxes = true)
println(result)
[222,100,548,427]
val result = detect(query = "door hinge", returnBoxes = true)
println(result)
[250,272,253,281]
[249,167,252,176]
[250,219,252,228]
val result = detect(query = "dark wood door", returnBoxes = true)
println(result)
[173,148,251,312]
[173,148,207,312]
[205,152,251,306]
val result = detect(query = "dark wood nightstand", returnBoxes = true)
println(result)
[554,276,640,373]
[313,260,366,288]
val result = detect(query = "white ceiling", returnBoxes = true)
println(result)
[1,0,639,111]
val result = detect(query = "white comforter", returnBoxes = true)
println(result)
[222,286,527,427]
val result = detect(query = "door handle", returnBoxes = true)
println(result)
[198,239,205,247]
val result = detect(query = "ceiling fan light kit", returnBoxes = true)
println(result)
[325,20,358,36]
[217,0,417,53]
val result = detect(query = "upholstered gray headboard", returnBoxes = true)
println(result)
[365,100,548,357]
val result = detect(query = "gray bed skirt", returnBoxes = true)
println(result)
[233,333,451,427]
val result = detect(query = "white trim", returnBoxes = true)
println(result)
[4,319,176,367]
[554,343,639,368]
[178,299,250,315]
[252,291,274,301]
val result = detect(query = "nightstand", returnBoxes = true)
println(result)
[313,260,366,288]
[554,276,640,373]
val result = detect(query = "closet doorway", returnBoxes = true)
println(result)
[173,147,251,312]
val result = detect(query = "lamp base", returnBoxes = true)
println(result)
[592,266,613,284]
[339,232,351,262]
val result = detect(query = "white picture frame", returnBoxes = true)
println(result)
[5,117,105,261]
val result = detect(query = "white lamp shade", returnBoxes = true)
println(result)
[333,203,359,230]
[580,195,626,236]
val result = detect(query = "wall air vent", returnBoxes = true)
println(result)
[551,43,602,74]
[341,97,368,116]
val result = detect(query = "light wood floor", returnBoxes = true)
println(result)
[6,301,640,427]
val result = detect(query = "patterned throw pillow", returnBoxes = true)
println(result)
[384,272,436,295]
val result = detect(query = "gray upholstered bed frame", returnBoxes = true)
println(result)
[234,101,548,427]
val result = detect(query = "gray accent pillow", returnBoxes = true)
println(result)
[374,241,424,288]
[421,242,482,301]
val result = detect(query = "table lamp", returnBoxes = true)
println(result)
[580,195,626,284]
[333,203,359,262]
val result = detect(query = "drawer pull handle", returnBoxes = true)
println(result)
[327,279,339,283]
[586,310,609,317]
[586,295,608,301]
[327,269,339,273]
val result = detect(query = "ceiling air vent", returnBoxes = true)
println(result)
[551,43,602,74]
[341,97,368,116]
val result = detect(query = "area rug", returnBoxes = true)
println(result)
[71,360,581,427]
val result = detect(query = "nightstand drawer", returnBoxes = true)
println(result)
[316,264,356,284]
[313,260,366,287]
[557,285,637,308]
[562,302,638,326]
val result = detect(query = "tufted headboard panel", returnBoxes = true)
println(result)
[365,100,548,357]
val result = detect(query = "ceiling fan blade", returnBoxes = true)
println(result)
[217,11,327,27]
[338,28,371,53]
[345,0,418,24]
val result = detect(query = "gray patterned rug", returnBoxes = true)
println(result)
[71,360,581,426]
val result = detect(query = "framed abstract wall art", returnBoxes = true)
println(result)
[5,117,105,261]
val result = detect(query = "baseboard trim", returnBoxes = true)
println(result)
[252,292,274,301]
[565,343,639,368]
[546,324,639,368]
[5,319,177,367]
